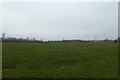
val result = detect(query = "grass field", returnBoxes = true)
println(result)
[2,43,118,78]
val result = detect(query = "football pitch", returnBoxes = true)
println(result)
[2,43,118,78]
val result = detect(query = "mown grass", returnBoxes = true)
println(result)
[2,43,118,78]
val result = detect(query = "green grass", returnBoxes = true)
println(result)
[2,43,118,78]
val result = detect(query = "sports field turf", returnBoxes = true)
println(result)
[2,43,118,78]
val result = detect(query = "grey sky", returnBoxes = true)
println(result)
[2,2,118,41]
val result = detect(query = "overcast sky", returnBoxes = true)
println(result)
[2,2,118,41]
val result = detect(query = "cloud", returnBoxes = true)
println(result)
[2,2,118,40]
